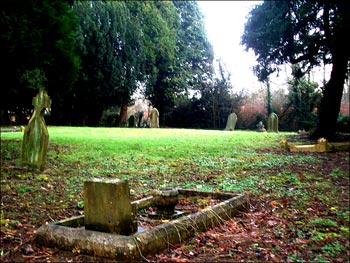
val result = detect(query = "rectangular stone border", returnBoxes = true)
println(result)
[35,191,248,260]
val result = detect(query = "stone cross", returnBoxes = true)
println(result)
[150,108,159,128]
[21,89,51,170]
[267,112,279,133]
[224,112,237,131]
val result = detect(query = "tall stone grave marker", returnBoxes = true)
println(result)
[224,112,238,131]
[267,112,279,133]
[21,89,51,170]
[150,108,159,128]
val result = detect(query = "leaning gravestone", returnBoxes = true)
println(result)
[21,89,52,170]
[267,112,279,133]
[150,108,159,128]
[224,112,238,131]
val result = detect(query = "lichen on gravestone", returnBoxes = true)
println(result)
[224,112,237,131]
[84,178,137,235]
[150,108,159,128]
[267,112,279,133]
[21,89,51,171]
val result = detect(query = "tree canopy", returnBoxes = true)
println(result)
[242,0,350,138]
[0,0,214,127]
[1,0,80,123]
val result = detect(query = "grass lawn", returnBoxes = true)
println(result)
[1,127,349,262]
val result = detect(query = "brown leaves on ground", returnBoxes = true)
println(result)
[1,138,349,262]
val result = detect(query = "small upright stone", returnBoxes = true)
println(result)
[150,108,159,128]
[316,138,330,152]
[256,121,266,132]
[84,178,137,235]
[224,113,237,131]
[21,89,51,170]
[267,113,279,133]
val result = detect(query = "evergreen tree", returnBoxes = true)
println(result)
[0,0,80,124]
[242,1,350,139]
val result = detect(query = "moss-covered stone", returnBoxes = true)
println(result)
[21,89,51,171]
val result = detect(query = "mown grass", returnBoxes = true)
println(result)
[1,127,349,262]
[1,127,289,192]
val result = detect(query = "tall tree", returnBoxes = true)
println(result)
[143,1,214,124]
[173,1,214,92]
[288,65,321,131]
[0,0,80,124]
[72,1,143,126]
[137,1,178,124]
[242,0,350,139]
[199,61,241,129]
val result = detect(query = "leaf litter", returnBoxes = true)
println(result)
[1,135,349,262]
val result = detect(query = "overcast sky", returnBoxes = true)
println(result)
[197,1,330,94]
[197,1,265,93]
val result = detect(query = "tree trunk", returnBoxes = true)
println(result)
[119,103,128,127]
[314,53,349,139]
[313,2,350,139]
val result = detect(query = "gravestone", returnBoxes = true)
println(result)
[21,89,52,170]
[224,112,238,131]
[128,115,135,128]
[256,121,266,132]
[84,178,137,235]
[267,112,279,132]
[150,108,159,128]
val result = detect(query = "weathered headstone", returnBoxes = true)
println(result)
[256,121,266,132]
[150,108,159,128]
[128,115,135,128]
[267,112,279,132]
[84,178,137,235]
[224,112,238,131]
[21,89,51,170]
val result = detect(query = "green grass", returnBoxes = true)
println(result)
[1,127,349,262]
[1,127,288,189]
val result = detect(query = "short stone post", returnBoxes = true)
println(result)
[316,138,330,152]
[267,112,279,132]
[150,108,159,128]
[21,89,51,170]
[224,112,237,131]
[84,178,137,235]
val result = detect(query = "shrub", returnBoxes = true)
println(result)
[337,114,350,133]
[99,107,120,127]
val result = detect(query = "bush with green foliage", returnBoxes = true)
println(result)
[99,107,120,127]
[337,114,350,133]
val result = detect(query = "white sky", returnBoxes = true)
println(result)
[197,1,265,93]
[197,1,330,94]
